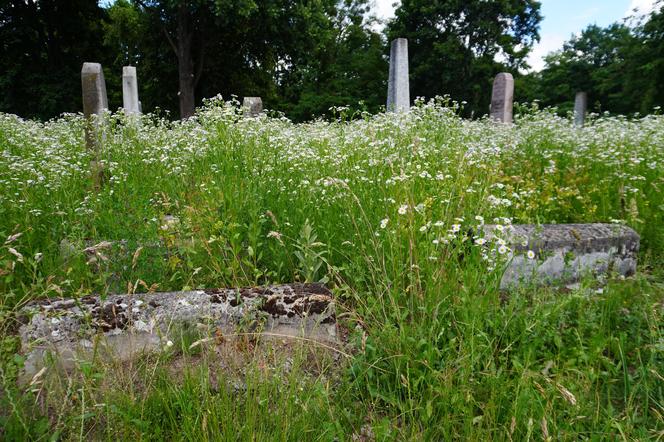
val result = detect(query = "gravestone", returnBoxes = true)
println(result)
[122,66,140,115]
[387,38,410,112]
[482,223,639,289]
[81,63,108,188]
[490,73,514,124]
[81,63,108,119]
[18,283,337,381]
[242,97,263,116]
[574,91,587,127]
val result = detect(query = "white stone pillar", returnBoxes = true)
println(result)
[574,91,587,127]
[387,38,410,112]
[122,66,140,115]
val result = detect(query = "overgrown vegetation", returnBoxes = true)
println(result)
[0,100,663,439]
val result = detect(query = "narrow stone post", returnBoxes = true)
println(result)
[490,73,514,123]
[574,91,587,127]
[81,62,108,188]
[387,38,410,112]
[122,66,140,115]
[242,97,263,116]
[81,62,108,122]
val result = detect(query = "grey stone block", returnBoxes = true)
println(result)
[482,223,639,289]
[490,73,514,124]
[122,66,140,115]
[18,283,336,381]
[81,63,108,157]
[81,62,108,118]
[387,38,410,112]
[242,97,263,116]
[574,91,587,127]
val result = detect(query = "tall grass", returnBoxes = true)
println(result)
[0,98,662,439]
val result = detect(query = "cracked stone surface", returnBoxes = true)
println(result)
[483,223,640,289]
[18,283,336,381]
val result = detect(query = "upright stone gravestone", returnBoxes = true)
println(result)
[243,97,263,116]
[81,62,108,188]
[490,73,514,124]
[387,38,410,112]
[81,62,108,124]
[574,91,587,127]
[122,66,140,115]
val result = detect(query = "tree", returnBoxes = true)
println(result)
[277,0,388,120]
[625,1,664,113]
[0,0,108,119]
[517,5,664,117]
[386,0,542,116]
[528,24,635,114]
[131,0,237,119]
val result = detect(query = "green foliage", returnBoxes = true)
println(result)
[387,0,542,117]
[1,85,664,441]
[518,3,664,115]
[293,219,328,283]
[0,0,109,119]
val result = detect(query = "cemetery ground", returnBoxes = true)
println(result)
[0,98,663,440]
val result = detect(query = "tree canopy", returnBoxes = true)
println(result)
[517,2,664,116]
[386,0,542,116]
[1,0,663,121]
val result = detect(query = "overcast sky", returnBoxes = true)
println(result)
[370,0,659,71]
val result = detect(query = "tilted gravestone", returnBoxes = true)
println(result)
[122,66,141,115]
[574,91,587,127]
[490,73,514,124]
[81,62,108,118]
[387,38,410,112]
[242,97,263,116]
[18,283,337,381]
[482,223,639,290]
[81,63,109,188]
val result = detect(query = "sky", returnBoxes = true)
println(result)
[371,0,659,71]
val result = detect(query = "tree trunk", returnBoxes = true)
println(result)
[177,3,195,119]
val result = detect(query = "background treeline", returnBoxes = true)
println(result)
[0,0,662,121]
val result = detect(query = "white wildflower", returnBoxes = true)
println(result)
[8,248,23,262]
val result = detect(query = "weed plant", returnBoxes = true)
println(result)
[0,98,662,439]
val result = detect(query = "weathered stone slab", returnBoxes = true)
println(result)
[122,66,140,115]
[81,63,109,188]
[81,62,108,119]
[490,73,514,124]
[18,283,336,381]
[242,97,263,116]
[482,224,639,289]
[387,38,410,112]
[574,91,587,127]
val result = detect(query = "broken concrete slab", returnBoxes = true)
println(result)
[482,223,639,289]
[18,283,336,381]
